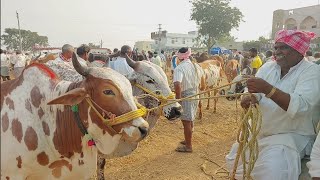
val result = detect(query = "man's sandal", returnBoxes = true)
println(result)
[175,145,193,153]
[179,140,186,145]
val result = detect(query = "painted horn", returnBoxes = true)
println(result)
[72,52,89,76]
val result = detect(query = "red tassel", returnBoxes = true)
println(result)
[88,140,95,146]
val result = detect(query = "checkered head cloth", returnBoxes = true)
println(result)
[275,29,316,55]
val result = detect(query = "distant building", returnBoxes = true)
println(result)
[134,41,154,52]
[90,48,112,54]
[271,5,320,38]
[151,30,198,51]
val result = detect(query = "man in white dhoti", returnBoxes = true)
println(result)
[307,133,320,179]
[226,29,320,180]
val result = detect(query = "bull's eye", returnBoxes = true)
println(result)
[146,80,154,84]
[103,89,115,95]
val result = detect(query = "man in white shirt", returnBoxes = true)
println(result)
[226,29,320,179]
[0,49,10,81]
[76,44,90,67]
[307,133,320,178]
[151,52,163,68]
[109,45,134,77]
[173,47,205,153]
[12,50,27,78]
[264,50,274,64]
[51,44,74,66]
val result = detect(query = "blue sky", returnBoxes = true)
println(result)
[1,0,319,49]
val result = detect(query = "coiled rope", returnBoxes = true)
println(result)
[231,101,262,180]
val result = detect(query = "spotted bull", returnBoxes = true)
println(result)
[0,54,149,179]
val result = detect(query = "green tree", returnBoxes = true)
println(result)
[190,0,243,52]
[243,36,272,52]
[1,28,49,51]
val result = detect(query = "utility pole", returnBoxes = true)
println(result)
[16,11,23,52]
[158,24,162,53]
[100,39,103,48]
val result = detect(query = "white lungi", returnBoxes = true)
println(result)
[226,133,314,180]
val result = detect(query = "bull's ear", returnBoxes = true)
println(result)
[47,88,87,105]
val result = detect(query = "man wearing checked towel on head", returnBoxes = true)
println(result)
[225,29,320,179]
[173,47,205,153]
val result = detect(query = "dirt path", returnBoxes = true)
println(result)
[104,98,241,180]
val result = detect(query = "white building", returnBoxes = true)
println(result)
[134,41,154,52]
[151,30,198,51]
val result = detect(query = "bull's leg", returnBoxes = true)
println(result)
[198,100,203,119]
[97,153,106,180]
[206,91,211,110]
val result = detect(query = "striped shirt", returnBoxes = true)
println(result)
[173,59,203,91]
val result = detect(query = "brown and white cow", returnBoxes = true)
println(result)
[44,55,181,179]
[1,54,149,179]
[225,59,240,83]
[197,60,222,119]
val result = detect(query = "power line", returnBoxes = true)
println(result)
[16,11,22,52]
[158,24,162,53]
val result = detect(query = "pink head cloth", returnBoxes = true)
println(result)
[275,29,316,55]
[177,48,192,60]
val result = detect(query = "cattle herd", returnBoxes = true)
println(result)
[1,51,243,179]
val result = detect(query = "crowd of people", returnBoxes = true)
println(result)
[0,28,320,179]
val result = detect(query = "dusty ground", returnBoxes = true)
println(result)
[104,97,241,180]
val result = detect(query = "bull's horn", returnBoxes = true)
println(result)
[72,52,89,76]
[124,54,137,69]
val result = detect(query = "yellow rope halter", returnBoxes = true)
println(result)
[133,83,175,104]
[85,97,148,126]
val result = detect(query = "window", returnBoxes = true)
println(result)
[288,10,294,15]
[183,39,186,44]
[312,25,317,28]
[276,23,280,28]
[171,39,175,44]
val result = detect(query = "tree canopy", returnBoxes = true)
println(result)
[190,0,243,52]
[243,36,272,52]
[1,28,49,51]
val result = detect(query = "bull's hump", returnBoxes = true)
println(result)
[27,63,58,80]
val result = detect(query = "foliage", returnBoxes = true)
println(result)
[243,36,272,52]
[190,0,243,52]
[217,35,237,44]
[1,28,48,51]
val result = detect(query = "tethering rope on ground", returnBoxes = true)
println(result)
[137,78,262,179]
